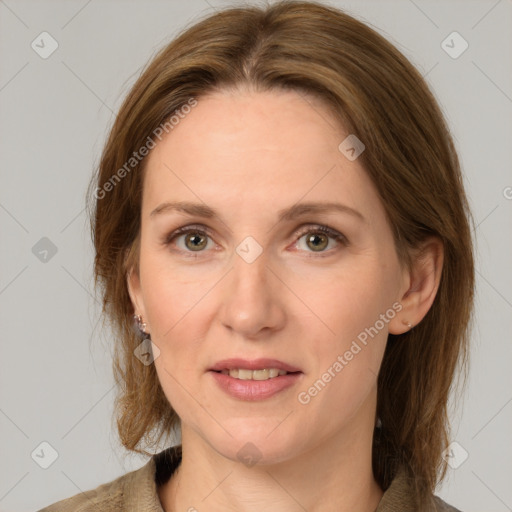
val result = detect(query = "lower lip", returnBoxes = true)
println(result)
[209,371,303,401]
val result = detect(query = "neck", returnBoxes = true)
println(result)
[158,417,383,512]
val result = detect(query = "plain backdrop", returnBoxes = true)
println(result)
[0,1,511,511]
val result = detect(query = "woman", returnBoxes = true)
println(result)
[40,1,474,510]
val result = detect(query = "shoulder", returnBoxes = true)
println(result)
[39,466,146,512]
[37,458,155,512]
[37,474,125,511]
[432,495,462,512]
[37,445,182,512]
[376,467,463,512]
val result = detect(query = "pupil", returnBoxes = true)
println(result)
[186,233,206,250]
[308,233,327,251]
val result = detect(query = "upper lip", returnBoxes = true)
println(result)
[209,358,302,373]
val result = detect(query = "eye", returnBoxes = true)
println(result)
[164,225,215,254]
[293,225,347,254]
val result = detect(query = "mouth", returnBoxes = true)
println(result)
[208,358,303,400]
[214,368,295,380]
[209,358,302,376]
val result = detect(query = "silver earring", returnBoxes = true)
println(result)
[402,320,413,330]
[133,314,147,334]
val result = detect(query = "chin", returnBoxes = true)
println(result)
[203,421,305,467]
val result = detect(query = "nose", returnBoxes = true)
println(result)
[218,248,286,339]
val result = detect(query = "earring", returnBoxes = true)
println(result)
[402,320,413,330]
[133,314,147,334]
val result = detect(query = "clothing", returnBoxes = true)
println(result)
[38,445,461,511]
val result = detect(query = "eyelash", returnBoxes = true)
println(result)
[163,224,348,258]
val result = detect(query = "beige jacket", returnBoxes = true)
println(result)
[38,445,461,511]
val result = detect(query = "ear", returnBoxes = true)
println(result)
[127,263,149,332]
[388,236,444,335]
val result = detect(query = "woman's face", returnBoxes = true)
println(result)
[128,88,409,463]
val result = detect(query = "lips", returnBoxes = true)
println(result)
[208,358,303,400]
[209,358,302,373]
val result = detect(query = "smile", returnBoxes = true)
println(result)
[218,368,289,380]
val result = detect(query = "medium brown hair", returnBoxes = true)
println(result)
[88,0,474,505]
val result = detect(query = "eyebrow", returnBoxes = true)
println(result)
[150,200,366,223]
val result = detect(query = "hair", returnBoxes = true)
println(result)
[87,0,475,506]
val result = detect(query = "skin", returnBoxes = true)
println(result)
[127,88,443,512]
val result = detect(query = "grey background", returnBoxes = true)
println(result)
[0,0,511,511]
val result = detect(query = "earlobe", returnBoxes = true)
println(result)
[401,320,413,330]
[389,237,444,335]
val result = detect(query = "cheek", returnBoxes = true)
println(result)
[298,259,396,345]
[138,257,215,404]
[298,324,387,429]
[294,261,396,409]
[139,249,213,339]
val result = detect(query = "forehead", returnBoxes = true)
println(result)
[142,89,382,220]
